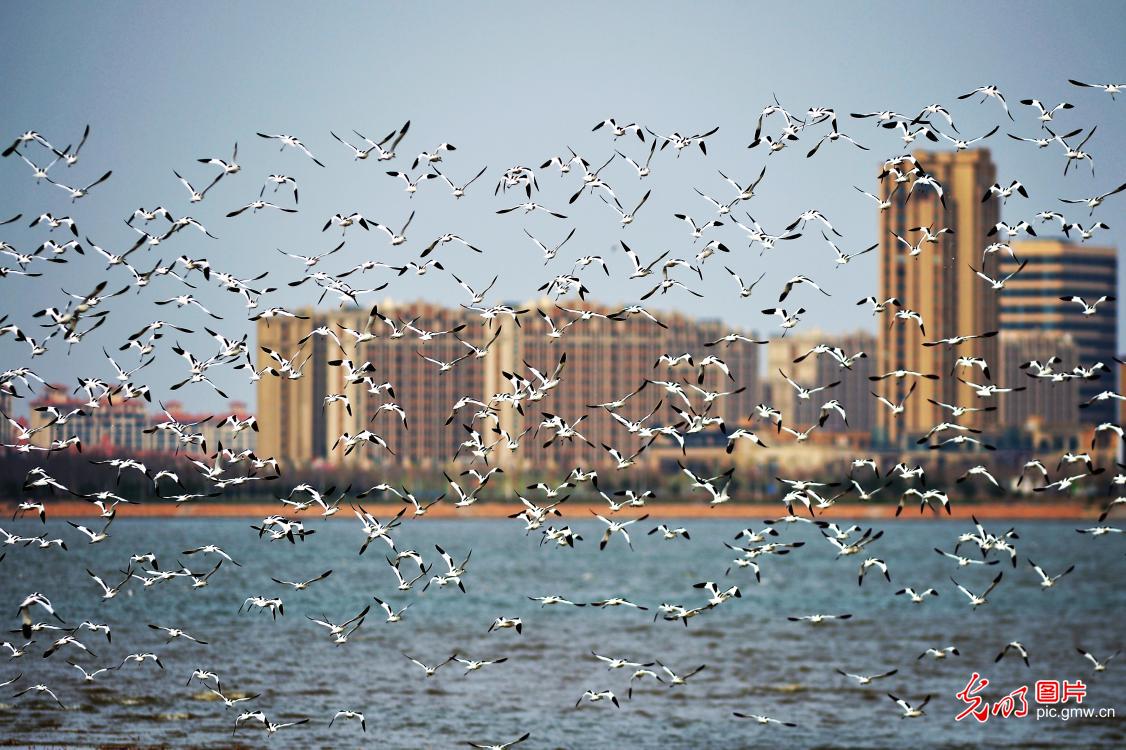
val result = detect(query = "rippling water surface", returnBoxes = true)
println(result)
[0,516,1123,748]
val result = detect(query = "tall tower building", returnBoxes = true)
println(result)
[876,148,1000,447]
[1002,239,1118,423]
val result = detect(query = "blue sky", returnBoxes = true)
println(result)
[1,1,1124,411]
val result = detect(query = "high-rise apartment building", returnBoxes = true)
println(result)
[257,301,489,468]
[876,148,1000,447]
[256,300,761,470]
[997,330,1080,434]
[766,330,875,435]
[500,303,760,470]
[25,390,255,455]
[0,390,11,444]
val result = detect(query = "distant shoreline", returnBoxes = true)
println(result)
[2,499,1103,520]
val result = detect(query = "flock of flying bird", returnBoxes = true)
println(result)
[1,77,1125,743]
